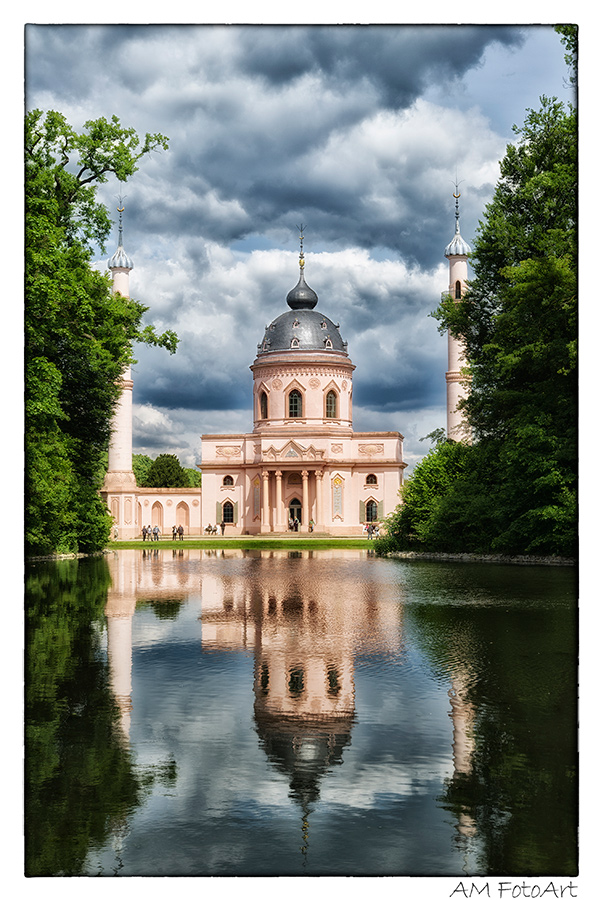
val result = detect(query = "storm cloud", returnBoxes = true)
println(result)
[25,23,573,470]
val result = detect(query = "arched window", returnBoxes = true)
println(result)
[259,663,269,695]
[223,475,234,486]
[288,389,302,418]
[366,499,378,522]
[327,665,341,696]
[222,500,234,523]
[366,473,378,485]
[288,666,305,697]
[259,390,268,419]
[455,280,462,299]
[326,390,338,418]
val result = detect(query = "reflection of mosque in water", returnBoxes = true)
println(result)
[104,549,477,858]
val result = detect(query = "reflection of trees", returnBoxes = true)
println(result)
[139,599,185,620]
[25,557,143,876]
[405,569,577,876]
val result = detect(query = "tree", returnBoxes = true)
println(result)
[132,453,154,486]
[183,467,201,488]
[145,454,189,488]
[431,97,576,556]
[26,110,178,555]
[380,94,577,559]
[376,441,474,554]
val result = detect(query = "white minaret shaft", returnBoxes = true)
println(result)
[103,205,138,538]
[444,188,471,442]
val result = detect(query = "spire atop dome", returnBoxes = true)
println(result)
[286,224,318,310]
[444,181,471,258]
[108,199,134,271]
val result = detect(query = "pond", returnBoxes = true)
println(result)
[25,548,577,878]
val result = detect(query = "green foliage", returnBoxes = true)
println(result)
[25,109,177,555]
[376,441,473,554]
[132,453,154,486]
[555,25,577,85]
[146,453,189,488]
[419,427,447,447]
[384,95,577,559]
[183,466,202,487]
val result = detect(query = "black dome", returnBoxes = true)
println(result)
[286,268,318,310]
[258,308,348,356]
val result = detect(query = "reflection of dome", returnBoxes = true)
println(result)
[254,708,354,810]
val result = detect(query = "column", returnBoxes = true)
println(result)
[275,470,283,532]
[315,470,323,532]
[301,470,309,533]
[262,470,271,532]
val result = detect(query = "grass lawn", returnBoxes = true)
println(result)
[109,535,372,551]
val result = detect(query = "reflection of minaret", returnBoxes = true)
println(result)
[448,672,477,843]
[444,184,472,442]
[104,549,203,737]
[101,202,138,539]
[104,553,137,740]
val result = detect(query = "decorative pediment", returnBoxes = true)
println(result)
[262,439,325,461]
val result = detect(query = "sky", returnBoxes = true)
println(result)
[23,20,575,473]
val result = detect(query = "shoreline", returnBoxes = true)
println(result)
[26,537,576,566]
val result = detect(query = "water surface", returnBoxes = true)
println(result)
[25,548,577,876]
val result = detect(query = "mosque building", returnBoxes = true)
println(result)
[102,201,469,538]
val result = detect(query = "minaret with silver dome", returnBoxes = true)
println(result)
[102,203,138,539]
[444,185,472,441]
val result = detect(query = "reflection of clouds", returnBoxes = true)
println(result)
[319,757,456,809]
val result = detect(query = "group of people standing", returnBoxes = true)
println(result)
[365,522,380,539]
[142,524,184,541]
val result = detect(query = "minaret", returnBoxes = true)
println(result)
[444,186,471,441]
[102,204,138,539]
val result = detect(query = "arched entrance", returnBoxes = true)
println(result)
[289,498,302,529]
[176,501,190,531]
